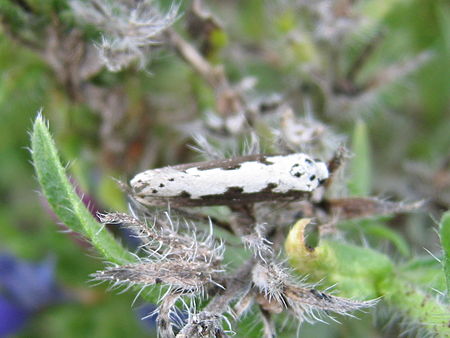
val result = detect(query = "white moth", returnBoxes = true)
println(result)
[130,153,329,207]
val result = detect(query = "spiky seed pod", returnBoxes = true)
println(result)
[251,260,377,325]
[252,262,289,304]
[98,212,224,266]
[283,282,378,323]
[176,311,226,338]
[91,260,222,294]
[241,224,273,263]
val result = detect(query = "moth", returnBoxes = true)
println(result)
[130,153,329,207]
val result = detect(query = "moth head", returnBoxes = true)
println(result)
[289,156,329,184]
[315,160,329,184]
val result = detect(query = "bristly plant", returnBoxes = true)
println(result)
[31,114,377,336]
[25,0,449,337]
[31,112,449,337]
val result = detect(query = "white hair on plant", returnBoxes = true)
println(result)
[70,0,180,71]
[242,223,273,263]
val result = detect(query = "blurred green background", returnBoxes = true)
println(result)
[0,0,449,337]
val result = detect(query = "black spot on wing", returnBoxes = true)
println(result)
[290,164,305,178]
[178,191,191,198]
[261,183,277,192]
[224,186,244,194]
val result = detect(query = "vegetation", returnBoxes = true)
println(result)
[1,0,449,337]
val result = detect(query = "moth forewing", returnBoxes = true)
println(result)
[130,153,329,207]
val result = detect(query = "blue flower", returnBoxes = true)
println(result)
[0,297,30,336]
[0,253,66,336]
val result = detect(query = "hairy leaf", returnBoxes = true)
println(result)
[31,113,133,265]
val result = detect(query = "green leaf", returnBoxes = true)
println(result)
[379,276,450,336]
[349,120,372,196]
[439,210,450,297]
[30,112,133,265]
[400,257,446,291]
[362,222,410,257]
[285,219,393,299]
[286,219,450,336]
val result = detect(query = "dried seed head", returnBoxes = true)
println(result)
[98,212,224,266]
[252,262,289,304]
[189,134,225,161]
[177,311,226,338]
[70,0,179,71]
[251,258,377,324]
[91,260,221,294]
[97,212,156,247]
[242,224,273,263]
[284,282,378,323]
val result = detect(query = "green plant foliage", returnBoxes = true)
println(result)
[286,219,450,336]
[362,222,410,257]
[286,219,393,299]
[30,113,133,265]
[349,120,372,196]
[400,257,446,292]
[1,0,449,336]
[440,211,450,297]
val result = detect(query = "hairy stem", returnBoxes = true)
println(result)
[31,113,133,264]
[380,276,450,336]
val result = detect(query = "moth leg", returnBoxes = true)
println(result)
[229,204,256,236]
[172,208,234,234]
